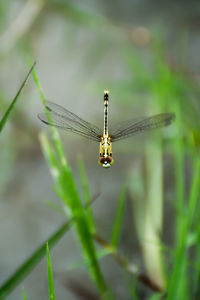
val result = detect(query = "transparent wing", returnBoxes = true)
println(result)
[38,101,102,142]
[110,116,147,135]
[110,113,175,142]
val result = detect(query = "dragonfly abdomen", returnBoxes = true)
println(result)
[104,90,109,137]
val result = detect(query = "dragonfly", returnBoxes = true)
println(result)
[38,90,175,168]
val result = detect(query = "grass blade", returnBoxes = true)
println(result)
[31,63,67,165]
[78,157,95,233]
[22,288,28,300]
[173,102,185,241]
[67,248,114,271]
[147,293,163,300]
[0,62,36,132]
[193,226,200,297]
[125,272,139,300]
[110,185,126,248]
[58,165,107,295]
[0,220,73,299]
[46,243,56,300]
[167,156,200,300]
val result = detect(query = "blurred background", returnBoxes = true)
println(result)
[0,0,200,299]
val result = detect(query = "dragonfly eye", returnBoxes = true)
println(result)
[100,157,106,164]
[106,156,112,163]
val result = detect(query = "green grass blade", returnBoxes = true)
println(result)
[78,157,95,233]
[31,64,67,165]
[193,226,200,297]
[46,243,56,300]
[39,132,68,204]
[111,185,126,248]
[58,168,105,291]
[0,62,36,132]
[68,248,114,271]
[45,201,66,216]
[0,220,73,300]
[40,126,107,296]
[147,293,163,300]
[167,156,200,300]
[172,102,185,241]
[125,272,139,300]
[22,288,28,300]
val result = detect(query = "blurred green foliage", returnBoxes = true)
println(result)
[0,1,200,300]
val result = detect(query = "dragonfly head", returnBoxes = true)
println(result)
[98,156,113,168]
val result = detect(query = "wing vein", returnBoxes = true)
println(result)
[110,113,175,142]
[38,101,102,142]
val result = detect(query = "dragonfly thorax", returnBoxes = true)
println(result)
[99,136,113,168]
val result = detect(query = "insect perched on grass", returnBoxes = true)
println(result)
[38,90,175,168]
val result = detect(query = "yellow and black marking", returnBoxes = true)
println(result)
[98,90,114,168]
